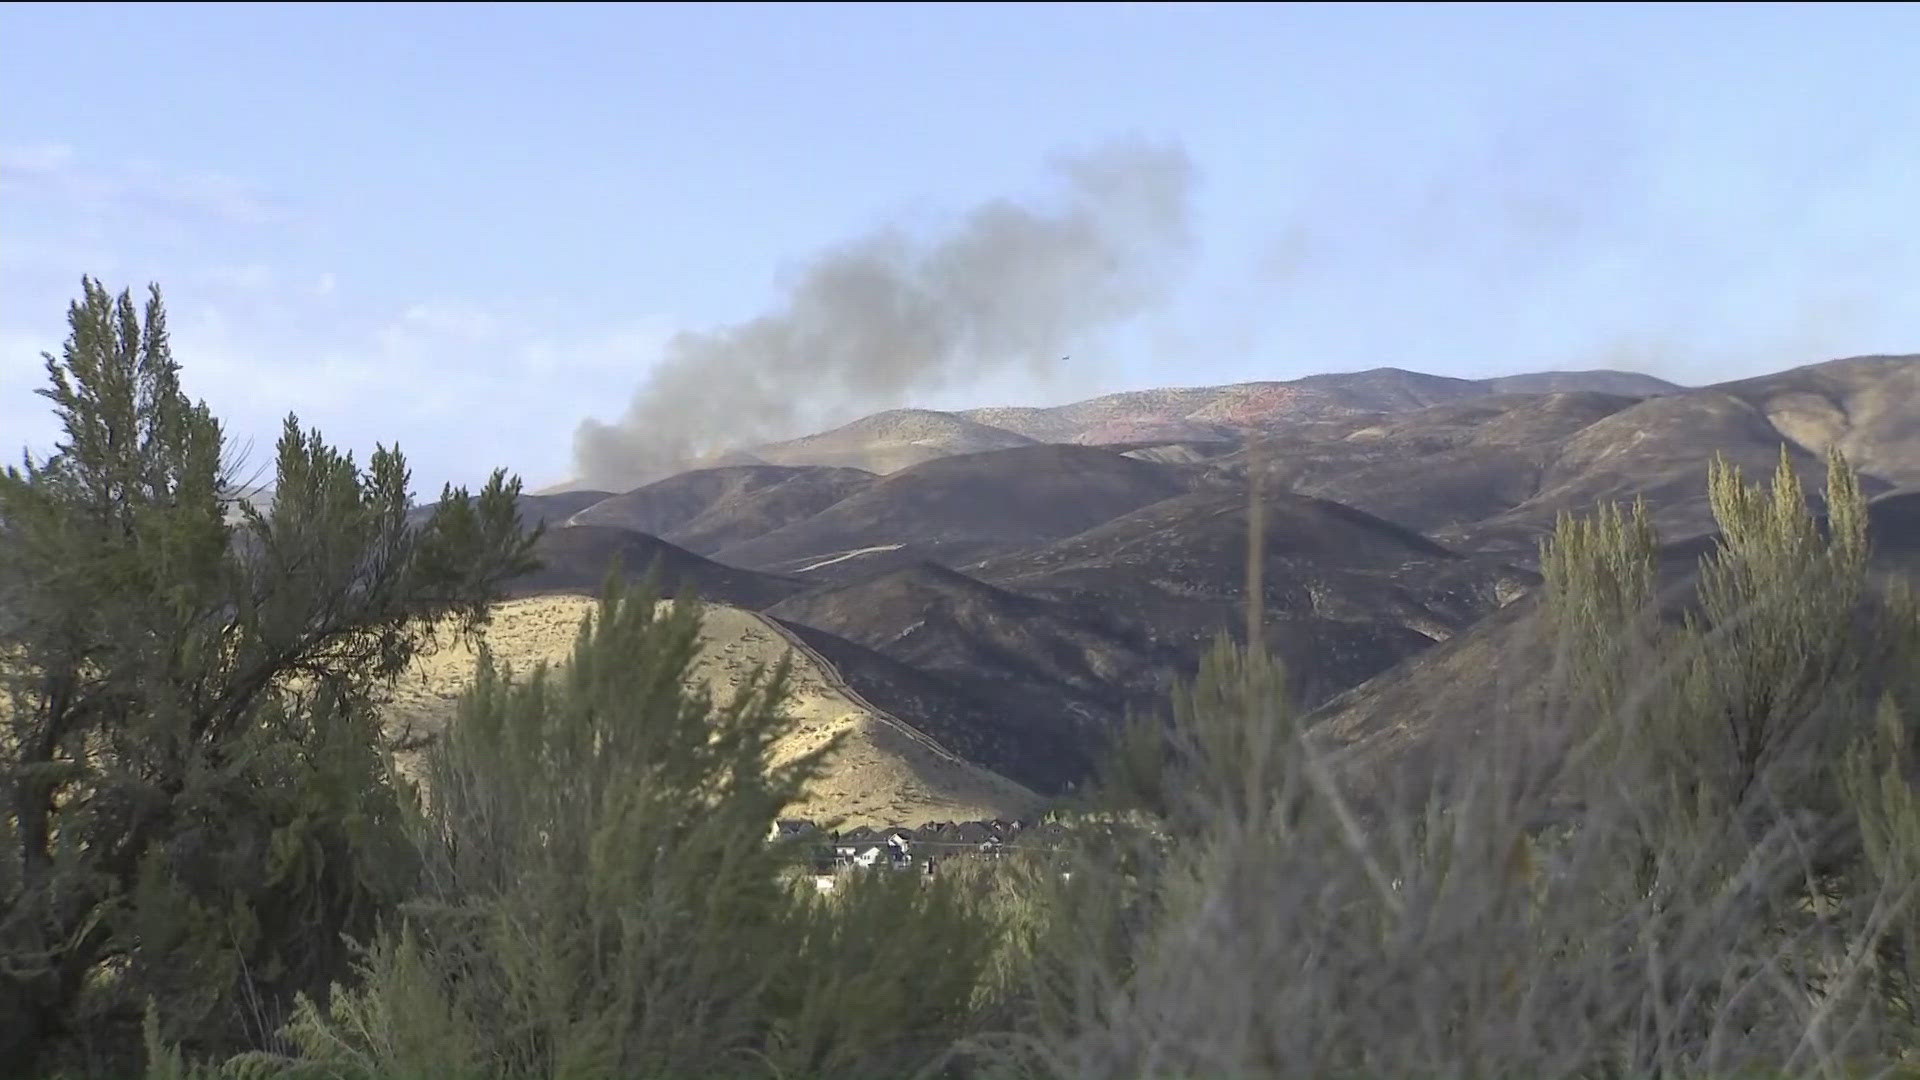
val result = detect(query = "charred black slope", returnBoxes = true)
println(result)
[1312,483,1920,783]
[667,468,879,555]
[1306,590,1555,780]
[1869,489,1920,577]
[1446,391,1845,555]
[1343,390,1648,451]
[765,561,1183,765]
[406,489,615,531]
[712,444,1197,582]
[567,464,877,554]
[767,617,1091,795]
[1437,357,1919,557]
[506,524,806,610]
[959,487,1536,714]
[1236,391,1646,536]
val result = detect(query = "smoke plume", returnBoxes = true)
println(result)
[572,141,1194,489]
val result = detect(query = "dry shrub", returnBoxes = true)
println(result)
[980,448,1920,1080]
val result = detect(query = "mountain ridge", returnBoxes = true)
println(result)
[490,354,1913,824]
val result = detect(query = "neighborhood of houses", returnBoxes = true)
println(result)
[768,817,1071,890]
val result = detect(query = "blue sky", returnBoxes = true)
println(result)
[3,3,1916,492]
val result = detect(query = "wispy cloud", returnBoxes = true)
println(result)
[396,301,501,342]
[194,264,276,292]
[0,235,120,277]
[0,143,285,227]
[0,143,76,174]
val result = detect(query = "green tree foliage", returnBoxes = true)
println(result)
[1089,449,1303,836]
[21,275,1918,1080]
[1546,448,1919,851]
[237,579,996,1080]
[0,279,539,1075]
[1539,495,1659,735]
[768,864,995,1078]
[1085,639,1295,832]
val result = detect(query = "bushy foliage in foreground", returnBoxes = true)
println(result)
[13,279,1920,1079]
[193,580,999,1080]
[0,279,538,1078]
[983,448,1920,1079]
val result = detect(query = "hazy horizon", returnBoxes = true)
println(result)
[5,3,1917,493]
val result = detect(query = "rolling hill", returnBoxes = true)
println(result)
[970,487,1535,709]
[712,443,1198,580]
[1445,391,1856,554]
[765,561,1178,778]
[459,354,1915,826]
[694,366,1684,477]
[1481,369,1681,397]
[406,488,615,531]
[747,408,1038,474]
[380,594,1044,827]
[565,464,877,554]
[505,524,807,610]
[1711,354,1920,488]
[1310,480,1920,790]
[1220,391,1645,535]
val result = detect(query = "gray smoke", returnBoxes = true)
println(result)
[573,141,1194,489]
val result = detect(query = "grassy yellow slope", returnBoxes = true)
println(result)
[378,594,1042,828]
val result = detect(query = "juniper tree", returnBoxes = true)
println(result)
[0,278,539,1074]
[246,579,995,1080]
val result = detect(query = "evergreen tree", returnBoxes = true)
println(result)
[0,279,539,1074]
[246,578,995,1080]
